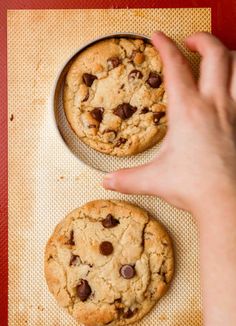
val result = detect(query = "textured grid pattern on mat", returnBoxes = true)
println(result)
[8,8,210,326]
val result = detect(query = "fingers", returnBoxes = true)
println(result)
[186,32,231,100]
[230,51,236,100]
[103,162,160,195]
[152,32,197,105]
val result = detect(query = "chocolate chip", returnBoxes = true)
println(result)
[128,69,143,81]
[114,103,137,120]
[153,112,166,124]
[70,254,80,266]
[99,241,114,256]
[10,114,14,121]
[107,57,121,70]
[141,107,149,114]
[114,299,124,314]
[120,84,125,89]
[102,214,119,228]
[123,309,137,319]
[77,280,91,301]
[66,230,75,245]
[146,72,162,88]
[116,307,124,316]
[120,265,136,279]
[91,107,104,122]
[82,73,97,87]
[116,137,127,147]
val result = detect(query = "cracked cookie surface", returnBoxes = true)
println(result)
[63,38,167,156]
[44,200,174,326]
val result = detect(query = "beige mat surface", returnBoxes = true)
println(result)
[8,8,211,326]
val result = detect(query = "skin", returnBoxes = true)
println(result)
[103,32,236,326]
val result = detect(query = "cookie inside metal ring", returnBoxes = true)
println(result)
[63,37,167,157]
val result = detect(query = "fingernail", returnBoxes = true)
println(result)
[103,174,116,190]
[153,31,164,36]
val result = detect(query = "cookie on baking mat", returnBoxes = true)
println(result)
[64,38,167,156]
[44,200,174,326]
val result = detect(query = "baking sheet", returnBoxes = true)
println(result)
[8,8,211,325]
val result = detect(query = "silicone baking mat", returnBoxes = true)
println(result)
[7,8,211,325]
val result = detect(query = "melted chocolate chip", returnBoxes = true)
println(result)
[99,241,114,256]
[82,73,97,87]
[128,69,143,81]
[77,280,91,301]
[146,72,162,88]
[114,103,137,120]
[91,107,104,122]
[116,307,124,315]
[107,56,121,70]
[153,112,166,124]
[116,137,127,147]
[70,254,80,266]
[120,265,136,279]
[66,230,75,245]
[114,299,124,315]
[123,309,137,319]
[141,107,149,114]
[102,214,119,228]
[10,114,14,121]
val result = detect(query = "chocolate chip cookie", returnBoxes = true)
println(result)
[63,38,167,156]
[44,200,174,326]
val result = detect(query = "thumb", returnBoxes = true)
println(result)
[102,161,160,195]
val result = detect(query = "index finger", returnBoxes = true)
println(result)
[152,32,197,103]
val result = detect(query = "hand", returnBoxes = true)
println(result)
[103,32,236,215]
